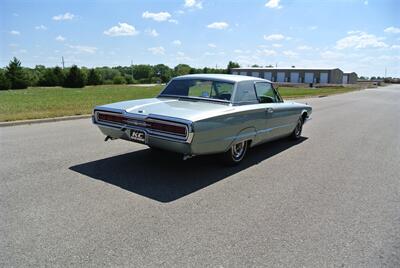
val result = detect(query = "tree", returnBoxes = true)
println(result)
[38,68,58,86]
[5,57,29,89]
[113,74,126,84]
[53,66,65,86]
[0,70,11,90]
[153,64,172,83]
[174,64,191,76]
[133,64,154,81]
[63,65,85,88]
[87,68,102,85]
[227,61,240,73]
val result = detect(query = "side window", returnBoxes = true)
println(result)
[254,82,277,103]
[233,81,258,104]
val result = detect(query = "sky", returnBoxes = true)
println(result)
[1,0,400,77]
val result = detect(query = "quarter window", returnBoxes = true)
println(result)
[254,82,277,103]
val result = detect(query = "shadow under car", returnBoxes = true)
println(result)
[69,137,307,203]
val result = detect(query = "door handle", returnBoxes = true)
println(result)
[266,108,274,113]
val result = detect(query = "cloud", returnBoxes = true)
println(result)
[272,43,282,48]
[10,30,20,35]
[336,31,388,49]
[142,11,171,22]
[263,34,287,41]
[148,46,165,55]
[384,26,400,34]
[320,50,344,59]
[52,12,74,21]
[168,19,179,24]
[145,29,159,37]
[308,25,318,31]
[104,23,139,36]
[207,22,229,30]
[35,25,47,30]
[68,45,97,54]
[391,45,400,49]
[283,50,298,57]
[208,43,217,48]
[184,0,203,9]
[55,35,66,42]
[234,49,251,54]
[172,40,182,46]
[258,49,276,56]
[265,0,282,9]
[364,0,368,5]
[297,45,312,50]
[176,51,193,61]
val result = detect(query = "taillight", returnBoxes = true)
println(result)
[97,113,126,124]
[147,121,187,136]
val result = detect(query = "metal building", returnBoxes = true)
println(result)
[343,72,358,84]
[231,67,357,84]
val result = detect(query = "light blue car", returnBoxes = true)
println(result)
[93,74,312,165]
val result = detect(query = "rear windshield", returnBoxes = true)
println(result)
[159,79,234,101]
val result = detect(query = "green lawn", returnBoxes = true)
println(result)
[0,84,361,122]
[278,86,361,98]
[0,85,163,122]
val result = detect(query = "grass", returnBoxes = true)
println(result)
[0,84,362,122]
[0,85,163,122]
[278,86,361,98]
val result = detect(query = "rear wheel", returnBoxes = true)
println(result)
[221,140,248,165]
[290,117,303,140]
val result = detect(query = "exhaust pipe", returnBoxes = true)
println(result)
[183,154,195,161]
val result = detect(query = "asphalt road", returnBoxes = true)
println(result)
[1,85,399,267]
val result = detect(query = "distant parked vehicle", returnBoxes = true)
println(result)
[93,74,312,165]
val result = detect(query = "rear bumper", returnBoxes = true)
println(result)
[94,119,192,155]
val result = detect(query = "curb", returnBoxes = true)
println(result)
[0,114,92,127]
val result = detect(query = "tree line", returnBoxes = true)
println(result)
[0,57,241,90]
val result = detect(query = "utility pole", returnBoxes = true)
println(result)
[385,67,387,78]
[61,56,65,69]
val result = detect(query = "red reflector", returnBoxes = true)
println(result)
[97,113,126,124]
[148,121,187,136]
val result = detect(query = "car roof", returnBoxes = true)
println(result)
[173,73,267,83]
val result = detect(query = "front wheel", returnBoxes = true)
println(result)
[290,117,303,140]
[221,140,248,165]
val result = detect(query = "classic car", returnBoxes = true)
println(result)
[92,74,312,164]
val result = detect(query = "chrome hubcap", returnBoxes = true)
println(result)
[232,141,246,160]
